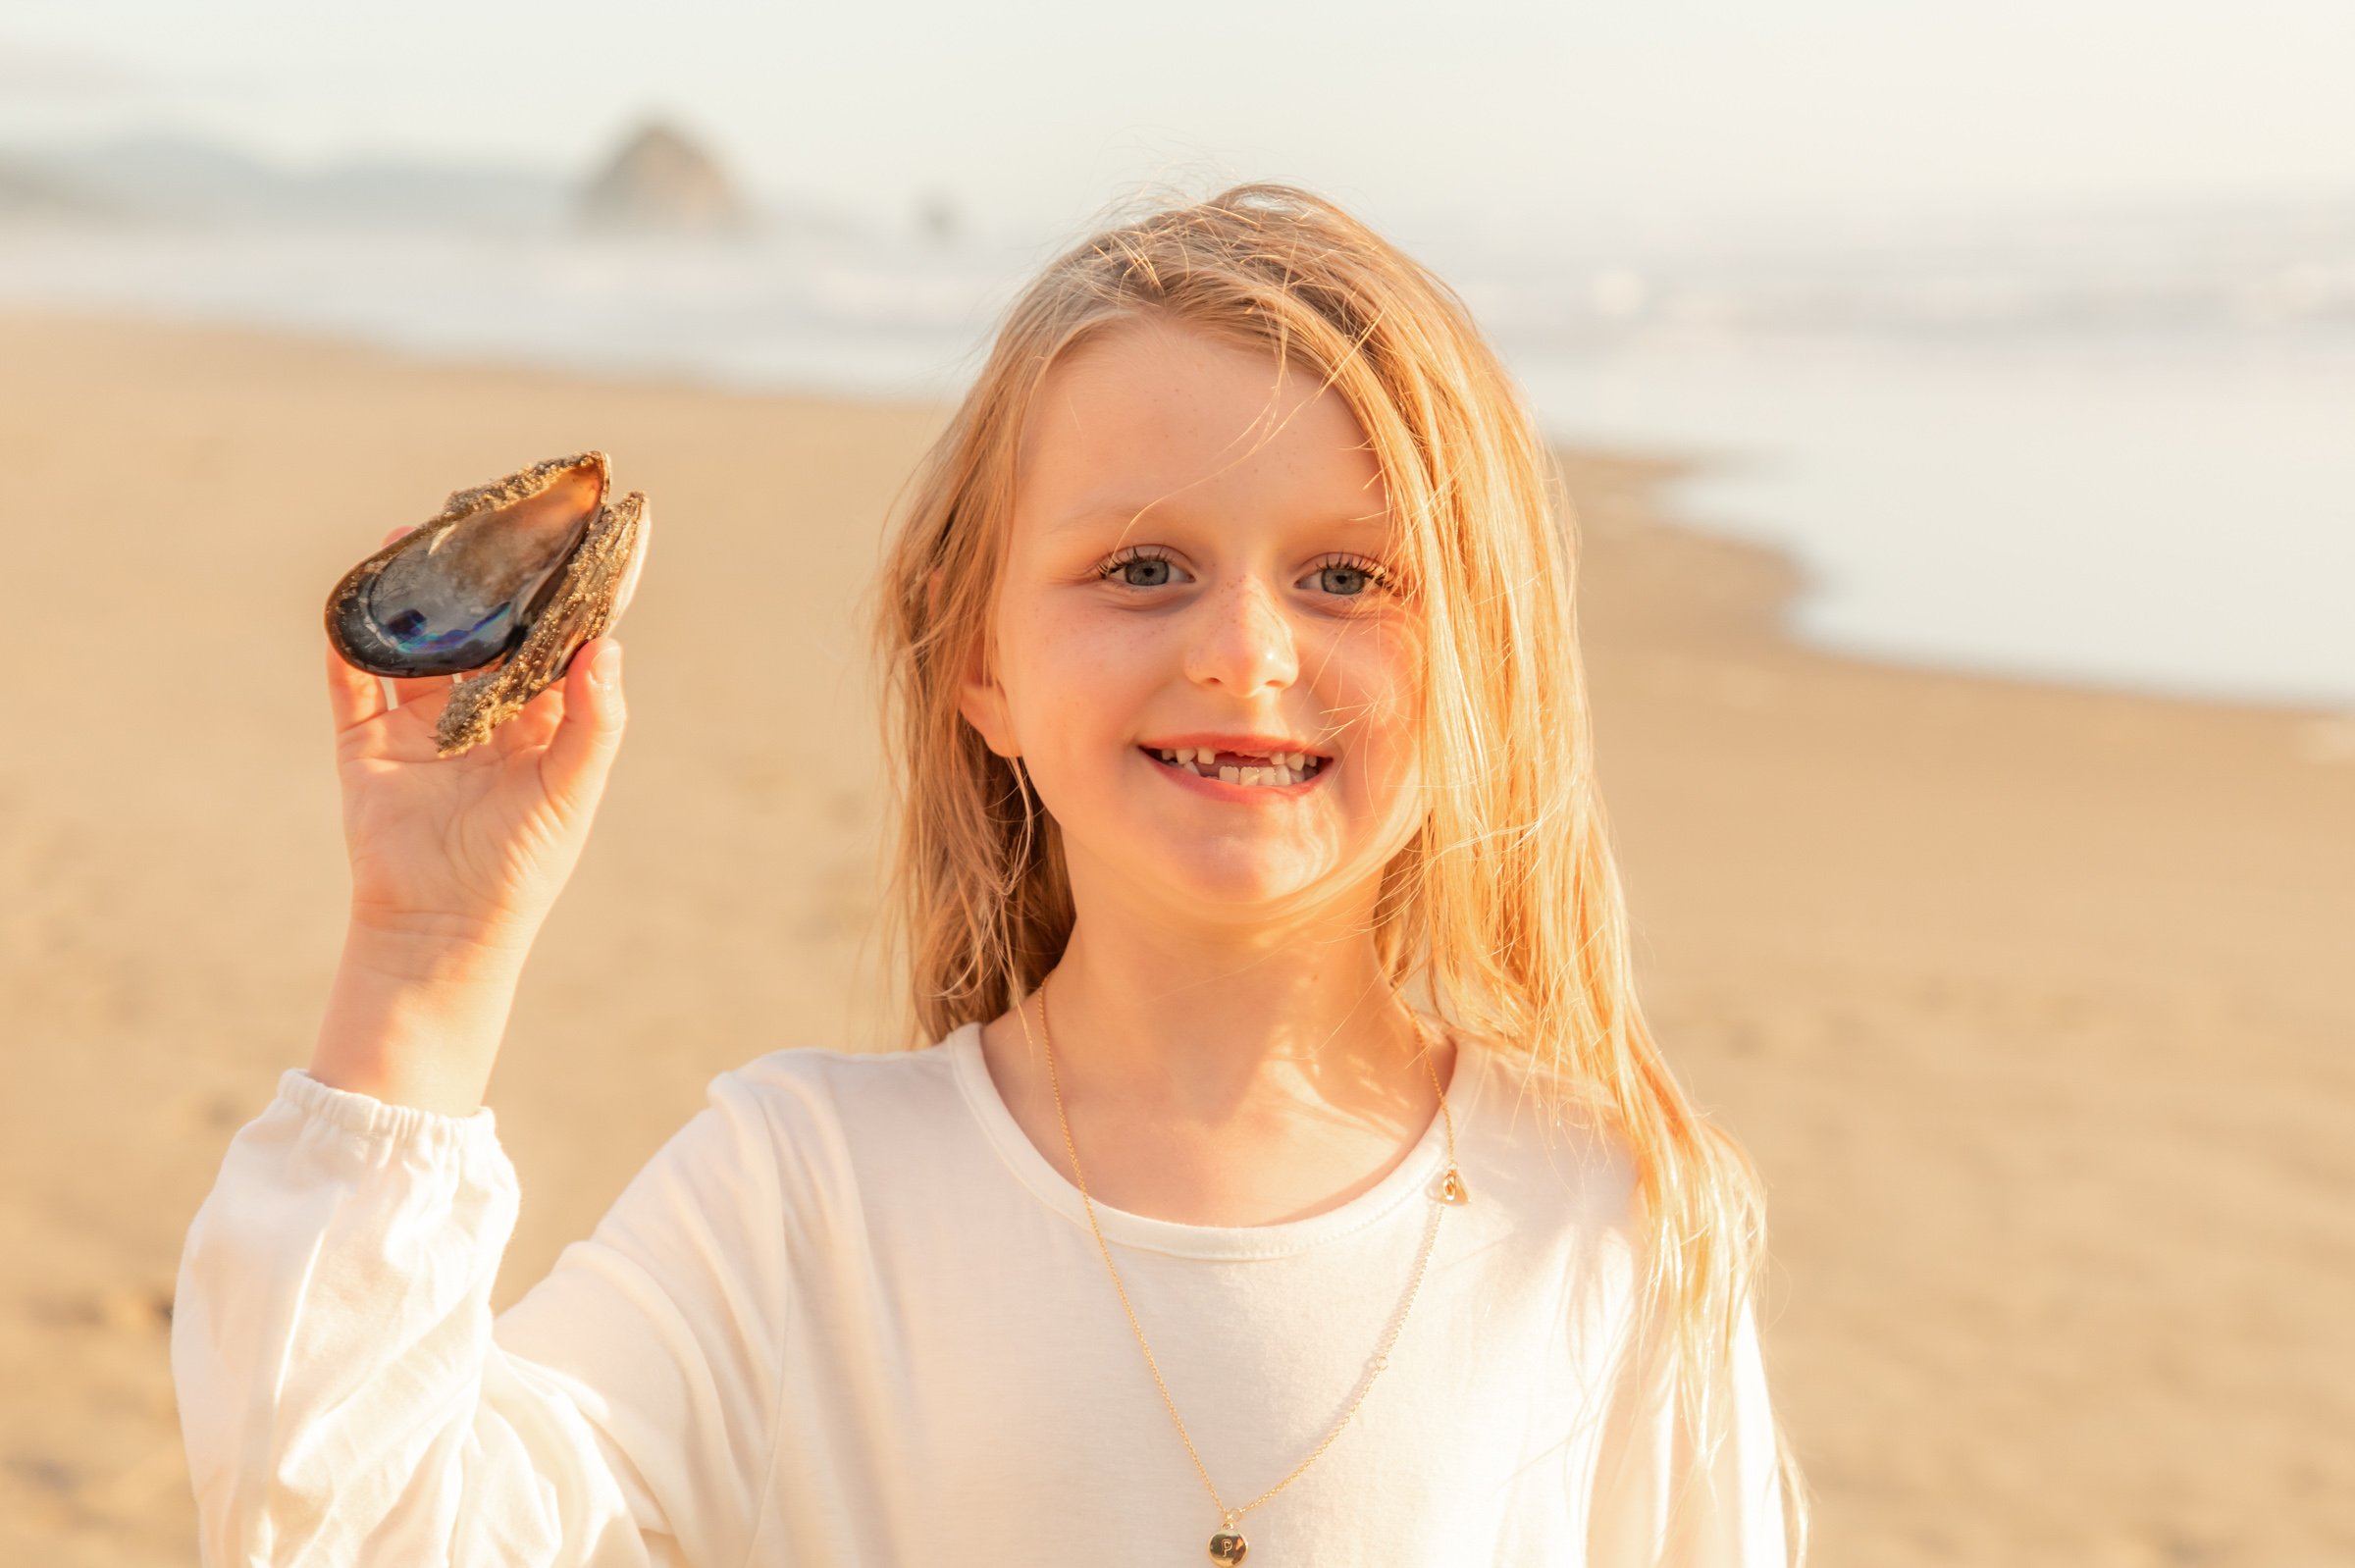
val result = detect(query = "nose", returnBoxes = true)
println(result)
[1183,575,1299,695]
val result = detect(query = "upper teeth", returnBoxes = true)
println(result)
[1155,746,1319,784]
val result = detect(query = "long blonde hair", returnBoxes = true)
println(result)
[869,181,1809,1560]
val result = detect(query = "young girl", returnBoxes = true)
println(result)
[175,183,1807,1566]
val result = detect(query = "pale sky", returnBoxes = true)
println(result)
[5,0,2352,245]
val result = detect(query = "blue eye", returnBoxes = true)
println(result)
[1097,548,1186,588]
[1302,555,1390,598]
[1096,547,1389,599]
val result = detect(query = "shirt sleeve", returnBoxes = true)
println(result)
[1585,1294,1792,1568]
[171,1065,790,1568]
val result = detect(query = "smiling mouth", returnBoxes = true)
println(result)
[1140,745,1330,787]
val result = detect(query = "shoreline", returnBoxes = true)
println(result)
[8,299,2349,724]
[4,310,2348,1568]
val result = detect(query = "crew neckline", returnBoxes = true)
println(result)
[948,1019,1489,1261]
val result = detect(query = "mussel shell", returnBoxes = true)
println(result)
[430,489,649,758]
[326,453,611,679]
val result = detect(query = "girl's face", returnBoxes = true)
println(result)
[960,315,1425,923]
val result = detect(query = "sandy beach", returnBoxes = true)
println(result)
[2,312,2347,1568]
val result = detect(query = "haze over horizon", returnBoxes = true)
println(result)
[5,2,2350,712]
[5,0,2354,250]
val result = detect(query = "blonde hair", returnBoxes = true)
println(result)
[869,181,1809,1560]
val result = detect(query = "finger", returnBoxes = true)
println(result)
[388,669,454,710]
[492,661,568,755]
[325,635,391,731]
[540,636,626,815]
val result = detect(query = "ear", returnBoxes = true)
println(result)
[946,572,1020,760]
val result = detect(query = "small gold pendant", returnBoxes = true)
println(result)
[1438,1166,1469,1205]
[1208,1527,1248,1564]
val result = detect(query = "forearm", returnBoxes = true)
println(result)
[309,919,535,1117]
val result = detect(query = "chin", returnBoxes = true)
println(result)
[1147,850,1351,915]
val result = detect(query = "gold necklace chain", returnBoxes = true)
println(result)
[1017,978,1469,1565]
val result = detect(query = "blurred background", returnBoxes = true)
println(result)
[2,4,2348,1565]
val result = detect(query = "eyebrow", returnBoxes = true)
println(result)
[1044,499,1391,537]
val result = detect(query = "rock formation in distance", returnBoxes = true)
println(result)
[577,121,746,235]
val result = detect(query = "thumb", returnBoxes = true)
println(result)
[541,636,627,813]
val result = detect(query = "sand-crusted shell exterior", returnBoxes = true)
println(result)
[432,451,613,555]
[432,491,646,757]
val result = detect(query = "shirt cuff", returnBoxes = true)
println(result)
[276,1067,505,1159]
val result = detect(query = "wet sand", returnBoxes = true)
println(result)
[1,313,2347,1567]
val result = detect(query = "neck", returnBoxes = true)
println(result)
[1028,873,1432,1129]
[976,856,1462,1228]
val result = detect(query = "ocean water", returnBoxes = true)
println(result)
[2,222,2347,711]
[1511,328,2355,710]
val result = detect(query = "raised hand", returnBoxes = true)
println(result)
[305,520,635,1115]
[324,525,630,955]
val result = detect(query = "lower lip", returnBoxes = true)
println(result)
[1139,748,1330,802]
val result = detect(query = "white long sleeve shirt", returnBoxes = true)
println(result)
[172,1022,1788,1566]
